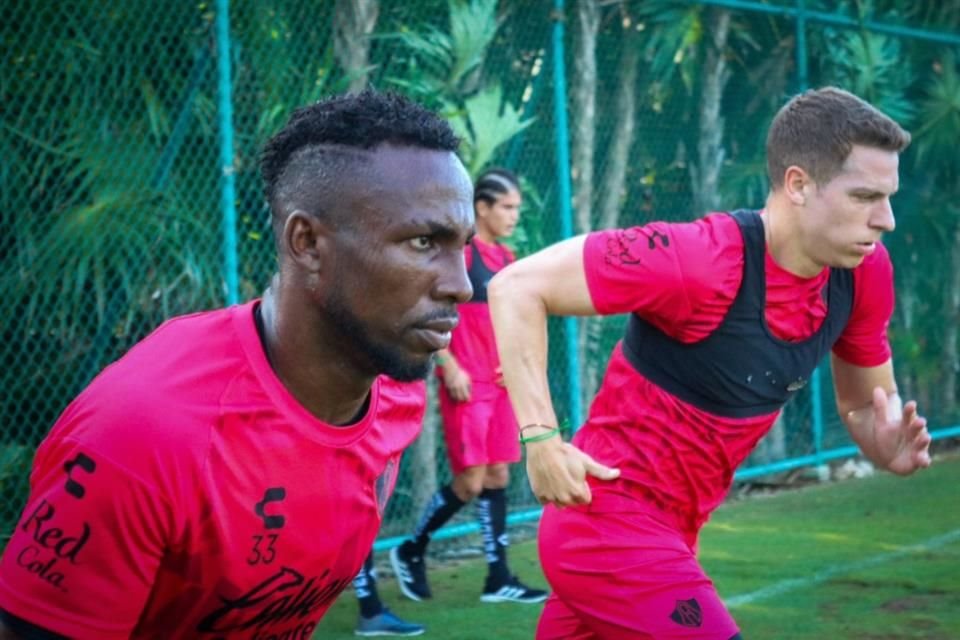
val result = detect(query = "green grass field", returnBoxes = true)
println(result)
[314,453,960,639]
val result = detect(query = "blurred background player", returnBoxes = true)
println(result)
[392,169,548,605]
[353,551,425,637]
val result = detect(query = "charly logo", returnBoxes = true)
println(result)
[63,453,96,499]
[15,499,91,592]
[196,567,351,639]
[254,487,287,530]
[669,598,703,628]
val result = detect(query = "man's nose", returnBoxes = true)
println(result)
[435,251,473,303]
[872,198,895,232]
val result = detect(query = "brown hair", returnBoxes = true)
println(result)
[766,87,910,190]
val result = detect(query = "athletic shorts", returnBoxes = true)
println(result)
[536,503,740,639]
[439,381,520,475]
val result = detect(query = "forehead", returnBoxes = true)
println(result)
[493,188,522,205]
[360,146,474,227]
[832,145,900,192]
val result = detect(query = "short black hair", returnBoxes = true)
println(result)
[474,167,520,206]
[260,89,461,228]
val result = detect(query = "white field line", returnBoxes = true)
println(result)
[725,528,960,609]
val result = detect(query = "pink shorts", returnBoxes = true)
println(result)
[536,503,739,639]
[439,381,520,475]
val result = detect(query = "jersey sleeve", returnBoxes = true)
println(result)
[832,242,894,366]
[582,216,744,333]
[0,414,172,639]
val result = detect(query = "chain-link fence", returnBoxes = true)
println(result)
[2,0,959,552]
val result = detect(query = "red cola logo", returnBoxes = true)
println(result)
[16,498,91,592]
[196,566,351,637]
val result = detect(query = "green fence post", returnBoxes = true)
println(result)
[551,0,583,430]
[216,0,239,305]
[794,0,826,468]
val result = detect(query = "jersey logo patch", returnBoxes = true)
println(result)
[254,487,287,529]
[670,598,703,628]
[63,452,96,499]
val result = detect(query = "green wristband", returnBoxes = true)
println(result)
[519,428,561,445]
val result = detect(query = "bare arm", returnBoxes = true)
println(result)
[437,348,471,402]
[489,235,619,506]
[831,354,931,475]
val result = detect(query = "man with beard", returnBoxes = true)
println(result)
[0,89,474,639]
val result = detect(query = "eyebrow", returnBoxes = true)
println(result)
[408,219,474,242]
[848,187,893,198]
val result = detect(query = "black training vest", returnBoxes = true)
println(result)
[621,209,854,418]
[466,241,500,303]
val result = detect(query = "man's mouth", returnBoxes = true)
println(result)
[411,316,459,351]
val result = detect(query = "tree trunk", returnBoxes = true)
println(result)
[690,8,731,216]
[582,25,641,403]
[943,223,960,412]
[333,0,379,93]
[597,34,640,231]
[571,0,599,235]
[571,0,601,405]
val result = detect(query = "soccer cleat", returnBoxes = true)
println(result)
[480,574,549,604]
[390,542,432,601]
[355,608,425,637]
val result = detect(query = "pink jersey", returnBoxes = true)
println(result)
[445,238,516,383]
[0,301,424,639]
[579,213,894,532]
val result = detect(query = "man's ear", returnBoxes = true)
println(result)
[783,165,811,206]
[281,210,333,274]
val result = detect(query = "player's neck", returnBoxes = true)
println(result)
[762,199,825,278]
[259,285,376,426]
[474,227,498,245]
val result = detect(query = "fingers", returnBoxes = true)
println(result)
[909,415,932,468]
[528,448,618,508]
[901,399,918,426]
[582,454,621,481]
[448,381,471,402]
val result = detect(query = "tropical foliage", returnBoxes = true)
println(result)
[1,0,958,536]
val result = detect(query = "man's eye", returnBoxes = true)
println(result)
[410,236,434,250]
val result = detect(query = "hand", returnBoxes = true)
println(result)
[443,364,472,402]
[494,365,505,387]
[867,387,931,475]
[525,435,620,507]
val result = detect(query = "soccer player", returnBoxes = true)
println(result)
[353,552,424,637]
[391,169,548,604]
[489,87,932,639]
[0,90,475,639]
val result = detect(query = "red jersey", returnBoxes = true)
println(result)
[446,238,516,382]
[0,301,424,639]
[580,212,893,532]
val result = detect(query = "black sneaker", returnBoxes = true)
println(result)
[390,542,432,601]
[480,574,548,603]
